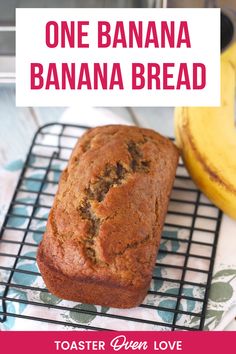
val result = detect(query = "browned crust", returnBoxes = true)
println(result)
[37,125,179,308]
[37,245,148,308]
[179,108,236,195]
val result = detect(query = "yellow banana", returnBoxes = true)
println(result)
[174,42,236,219]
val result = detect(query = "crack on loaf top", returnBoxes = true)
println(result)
[78,197,100,263]
[127,140,151,173]
[86,162,129,202]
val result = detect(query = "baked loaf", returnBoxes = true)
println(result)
[37,125,179,308]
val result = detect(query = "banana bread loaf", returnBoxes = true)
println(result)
[37,125,179,308]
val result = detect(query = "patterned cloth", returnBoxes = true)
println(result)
[0,107,236,330]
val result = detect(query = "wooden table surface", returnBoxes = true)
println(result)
[0,83,174,166]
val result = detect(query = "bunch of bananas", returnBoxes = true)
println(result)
[175,43,236,219]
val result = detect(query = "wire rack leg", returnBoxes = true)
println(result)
[0,298,7,322]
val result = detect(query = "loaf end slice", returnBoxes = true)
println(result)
[37,244,148,308]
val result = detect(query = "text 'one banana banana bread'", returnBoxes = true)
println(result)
[37,125,179,308]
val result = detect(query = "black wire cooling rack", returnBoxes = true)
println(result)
[0,123,222,331]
